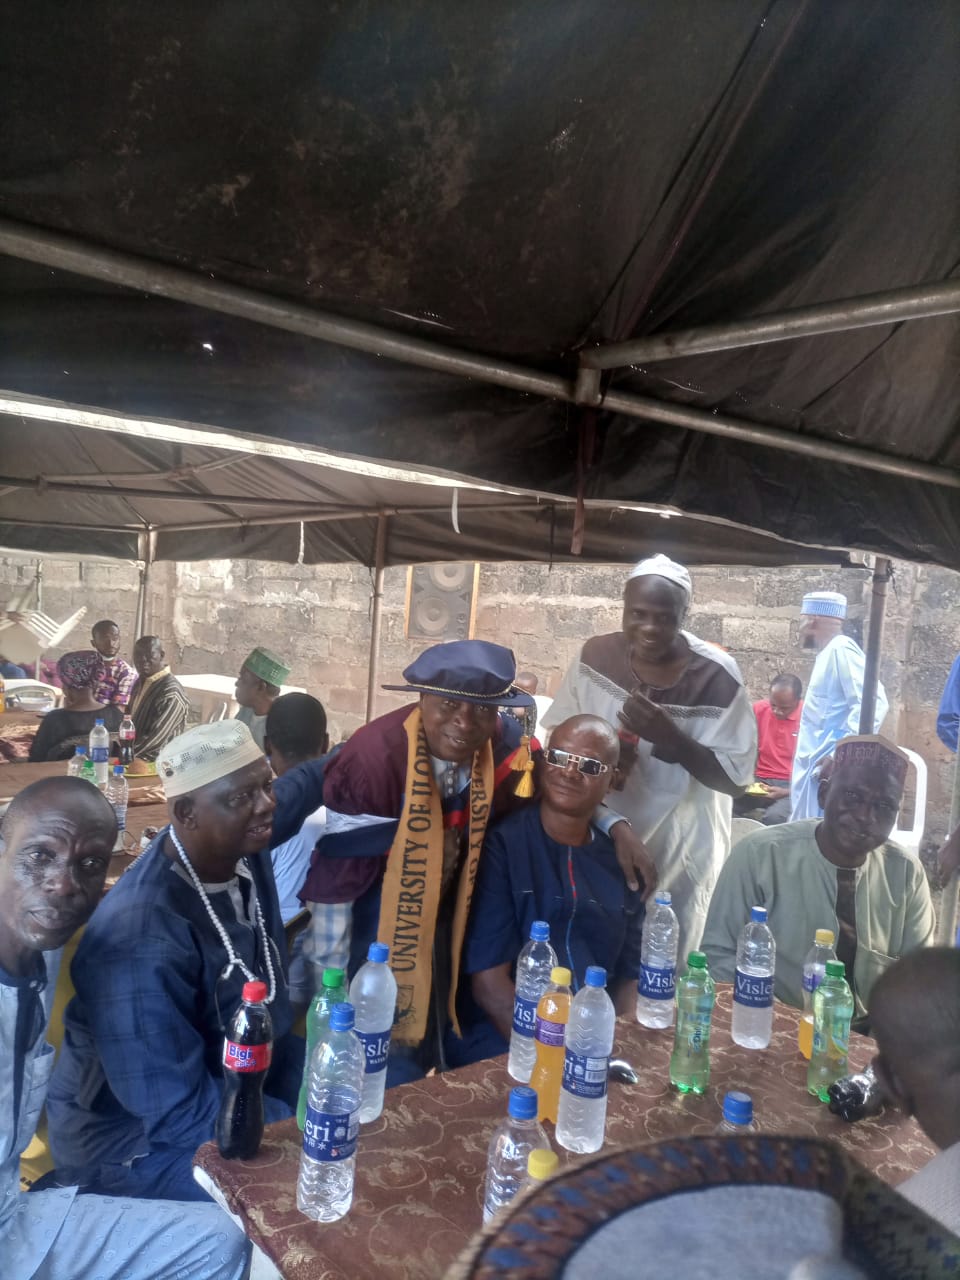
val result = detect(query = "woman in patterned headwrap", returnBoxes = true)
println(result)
[27,651,123,762]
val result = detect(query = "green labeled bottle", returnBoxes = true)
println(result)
[297,966,346,1129]
[669,951,716,1095]
[807,959,854,1102]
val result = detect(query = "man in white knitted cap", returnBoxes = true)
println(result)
[48,719,329,1202]
[544,554,757,951]
[790,590,888,821]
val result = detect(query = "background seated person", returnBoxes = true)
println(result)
[734,674,802,826]
[234,646,289,749]
[47,721,325,1202]
[126,635,190,762]
[28,651,122,762]
[88,618,137,707]
[465,714,644,1048]
[701,735,935,1028]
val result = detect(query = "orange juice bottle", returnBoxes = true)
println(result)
[529,966,573,1123]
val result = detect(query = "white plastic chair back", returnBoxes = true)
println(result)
[730,815,763,853]
[891,747,927,858]
[3,679,62,709]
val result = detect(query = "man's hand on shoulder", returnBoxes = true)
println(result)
[609,821,658,901]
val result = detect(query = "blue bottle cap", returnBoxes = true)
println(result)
[95,718,104,726]
[585,966,607,988]
[750,905,768,922]
[654,891,673,906]
[74,746,86,755]
[329,1002,355,1032]
[722,1091,753,1126]
[113,764,124,775]
[368,942,390,964]
[508,1086,538,1120]
[530,920,550,942]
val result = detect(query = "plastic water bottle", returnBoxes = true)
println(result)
[104,765,129,845]
[799,929,836,1058]
[556,966,616,1154]
[636,891,679,1029]
[526,1147,559,1189]
[349,942,397,1123]
[481,1086,549,1224]
[508,920,558,1082]
[89,718,110,786]
[529,966,573,1123]
[669,952,716,1094]
[216,980,273,1159]
[731,905,776,1049]
[807,960,855,1102]
[297,966,346,1129]
[715,1090,759,1134]
[297,1002,364,1222]
[118,714,136,766]
[67,746,87,778]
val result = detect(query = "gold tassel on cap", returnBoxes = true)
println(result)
[511,735,535,798]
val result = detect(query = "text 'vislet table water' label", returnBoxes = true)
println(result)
[303,1106,360,1162]
[222,1040,271,1072]
[535,1015,566,1048]
[356,1029,391,1074]
[512,995,537,1037]
[561,1051,608,1100]
[639,964,675,1001]
[734,969,773,1009]
[802,970,822,994]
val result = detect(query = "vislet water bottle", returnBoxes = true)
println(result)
[349,942,397,1123]
[508,920,558,1082]
[731,905,776,1049]
[799,929,836,1059]
[807,960,854,1102]
[67,746,87,778]
[669,951,716,1094]
[104,765,129,848]
[481,1086,549,1224]
[118,714,136,766]
[529,966,572,1123]
[556,966,616,1154]
[715,1090,758,1134]
[216,980,273,1159]
[297,966,346,1130]
[636,891,679,1029]
[297,1001,364,1222]
[89,718,110,786]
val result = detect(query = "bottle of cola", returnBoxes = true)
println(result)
[118,715,136,766]
[216,980,273,1159]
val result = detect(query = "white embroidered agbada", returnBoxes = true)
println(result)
[544,630,756,952]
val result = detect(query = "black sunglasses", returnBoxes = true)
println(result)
[544,748,610,777]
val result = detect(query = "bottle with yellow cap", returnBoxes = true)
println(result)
[529,966,573,1123]
[799,929,837,1059]
[526,1147,559,1188]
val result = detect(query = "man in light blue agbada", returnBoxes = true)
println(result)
[790,591,887,821]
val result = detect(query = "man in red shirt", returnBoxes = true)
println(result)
[737,675,803,825]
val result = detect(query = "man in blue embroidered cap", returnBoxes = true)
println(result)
[300,639,655,1080]
[790,591,888,821]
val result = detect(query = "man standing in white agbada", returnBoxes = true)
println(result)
[790,591,887,821]
[543,555,756,951]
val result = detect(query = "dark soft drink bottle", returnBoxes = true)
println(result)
[217,980,273,1159]
[118,715,136,766]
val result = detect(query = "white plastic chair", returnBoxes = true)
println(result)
[3,679,62,709]
[891,746,927,858]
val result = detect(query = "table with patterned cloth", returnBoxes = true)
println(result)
[193,987,937,1280]
[0,706,45,760]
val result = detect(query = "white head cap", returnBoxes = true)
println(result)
[158,720,265,799]
[801,590,848,619]
[626,554,692,606]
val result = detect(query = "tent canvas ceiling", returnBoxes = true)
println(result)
[1,1,958,566]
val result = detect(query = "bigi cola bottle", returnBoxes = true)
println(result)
[216,980,273,1159]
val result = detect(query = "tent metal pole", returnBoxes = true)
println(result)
[134,531,155,637]
[364,513,388,724]
[581,278,960,369]
[1,218,960,493]
[150,500,556,534]
[34,559,43,681]
[858,557,890,735]
[0,474,363,510]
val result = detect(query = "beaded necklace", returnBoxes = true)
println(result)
[169,826,277,1004]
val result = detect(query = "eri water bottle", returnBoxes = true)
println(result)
[731,905,776,1049]
[297,1002,364,1222]
[349,942,397,1123]
[807,960,855,1102]
[104,765,129,847]
[636,891,679,1029]
[669,952,715,1094]
[297,966,346,1130]
[89,718,110,786]
[529,967,572,1123]
[556,966,616,1154]
[481,1087,549,1224]
[216,980,273,1159]
[715,1090,759,1134]
[508,920,558,1082]
[799,929,836,1059]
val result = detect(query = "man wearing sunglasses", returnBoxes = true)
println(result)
[0,776,250,1278]
[465,714,645,1044]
